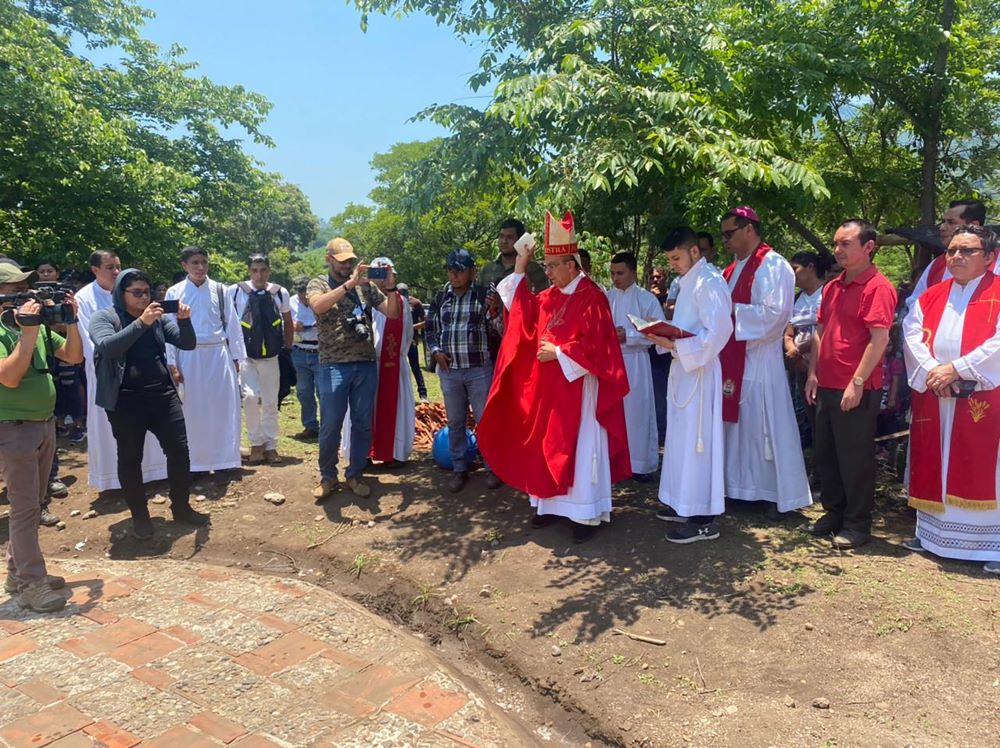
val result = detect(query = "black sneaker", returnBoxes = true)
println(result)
[572,523,599,544]
[666,521,720,544]
[68,426,86,444]
[131,514,154,540]
[654,506,687,523]
[632,472,654,484]
[172,506,211,526]
[806,513,841,537]
[531,513,557,528]
[764,504,788,522]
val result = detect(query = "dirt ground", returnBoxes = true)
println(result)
[5,402,999,748]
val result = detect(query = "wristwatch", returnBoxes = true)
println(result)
[852,375,864,387]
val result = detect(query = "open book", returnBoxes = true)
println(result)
[627,314,693,340]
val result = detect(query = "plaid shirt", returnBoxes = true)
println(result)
[426,283,490,369]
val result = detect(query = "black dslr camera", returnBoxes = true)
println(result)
[0,282,77,326]
[342,312,370,342]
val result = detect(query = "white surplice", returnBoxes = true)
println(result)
[342,305,416,462]
[498,272,611,525]
[724,251,812,511]
[78,281,167,491]
[606,283,665,474]
[165,277,246,472]
[658,259,733,517]
[902,273,1000,561]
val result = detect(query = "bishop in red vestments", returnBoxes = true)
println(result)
[478,211,631,544]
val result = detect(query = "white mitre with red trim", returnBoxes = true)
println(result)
[544,211,578,256]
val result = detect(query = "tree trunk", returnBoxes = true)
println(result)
[915,0,956,272]
[780,212,828,255]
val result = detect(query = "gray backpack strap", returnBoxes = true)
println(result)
[215,281,227,329]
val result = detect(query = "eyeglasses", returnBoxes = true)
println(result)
[543,261,568,271]
[945,247,984,258]
[125,289,151,298]
[721,225,746,241]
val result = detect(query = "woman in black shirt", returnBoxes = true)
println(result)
[89,269,208,539]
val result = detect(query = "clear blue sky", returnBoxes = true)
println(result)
[136,1,486,220]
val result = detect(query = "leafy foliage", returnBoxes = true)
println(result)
[353,0,1000,278]
[0,0,317,281]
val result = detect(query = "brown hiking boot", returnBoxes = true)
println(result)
[263,449,281,464]
[246,445,265,465]
[346,477,372,498]
[447,471,469,493]
[312,478,339,503]
[16,579,67,613]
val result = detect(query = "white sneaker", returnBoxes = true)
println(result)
[984,561,1000,575]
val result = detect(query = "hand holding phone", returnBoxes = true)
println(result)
[159,299,180,314]
[367,266,389,281]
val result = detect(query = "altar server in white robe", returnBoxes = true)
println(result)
[718,206,812,518]
[902,226,1000,574]
[606,251,666,478]
[645,228,733,543]
[341,258,415,464]
[77,250,167,490]
[164,247,246,472]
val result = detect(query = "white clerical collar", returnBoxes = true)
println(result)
[559,272,585,295]
[952,272,987,296]
[678,258,706,289]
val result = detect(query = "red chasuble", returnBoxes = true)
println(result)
[478,275,631,498]
[909,274,1000,512]
[371,295,404,462]
[719,243,772,422]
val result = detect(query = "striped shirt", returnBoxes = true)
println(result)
[426,283,490,369]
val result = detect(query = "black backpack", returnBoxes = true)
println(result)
[237,282,284,359]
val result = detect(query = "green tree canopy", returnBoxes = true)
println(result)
[0,0,317,280]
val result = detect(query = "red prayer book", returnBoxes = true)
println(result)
[627,314,693,340]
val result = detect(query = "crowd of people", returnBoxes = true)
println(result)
[1,199,998,613]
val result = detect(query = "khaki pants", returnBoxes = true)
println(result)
[0,419,55,582]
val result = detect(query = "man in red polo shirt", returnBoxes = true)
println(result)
[805,218,897,548]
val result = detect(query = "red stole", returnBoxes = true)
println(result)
[478,275,631,498]
[719,243,772,422]
[927,253,1000,289]
[371,296,404,462]
[909,274,1000,512]
[926,254,948,287]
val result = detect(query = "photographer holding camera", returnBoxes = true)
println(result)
[89,269,209,540]
[0,262,83,612]
[306,238,401,501]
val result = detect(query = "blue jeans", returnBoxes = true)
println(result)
[318,361,377,481]
[291,347,320,431]
[438,364,493,472]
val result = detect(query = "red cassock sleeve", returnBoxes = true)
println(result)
[478,276,631,498]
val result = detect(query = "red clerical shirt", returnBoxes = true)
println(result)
[816,265,897,390]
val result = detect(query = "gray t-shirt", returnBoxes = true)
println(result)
[306,276,387,364]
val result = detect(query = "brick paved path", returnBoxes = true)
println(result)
[0,559,537,748]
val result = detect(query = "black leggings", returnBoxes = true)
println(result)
[107,388,190,518]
